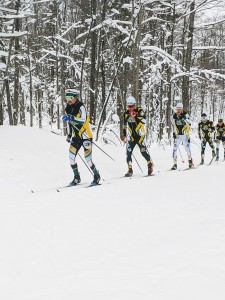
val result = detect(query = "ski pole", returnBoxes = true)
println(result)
[91,141,115,161]
[78,153,93,175]
[190,137,201,149]
[132,153,143,173]
[178,145,184,163]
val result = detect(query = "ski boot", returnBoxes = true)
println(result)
[171,164,177,170]
[91,172,101,186]
[69,174,81,187]
[125,168,133,177]
[188,158,194,168]
[212,150,216,158]
[147,163,154,176]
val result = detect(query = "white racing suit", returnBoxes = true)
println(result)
[172,111,192,164]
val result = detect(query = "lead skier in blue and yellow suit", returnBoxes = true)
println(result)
[121,96,153,177]
[62,89,100,186]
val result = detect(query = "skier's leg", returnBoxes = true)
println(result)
[215,138,220,160]
[200,140,206,164]
[125,139,136,176]
[69,138,82,185]
[172,136,181,169]
[183,136,193,167]
[208,138,216,157]
[83,139,100,184]
[137,137,153,175]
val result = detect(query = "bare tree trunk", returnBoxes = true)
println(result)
[80,20,93,101]
[13,0,21,125]
[20,85,26,125]
[27,42,33,127]
[89,0,97,124]
[38,89,42,129]
[166,1,176,139]
[182,0,195,111]
[5,79,13,125]
[100,0,107,123]
[133,5,143,104]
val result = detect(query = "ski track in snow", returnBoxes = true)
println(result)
[0,126,225,300]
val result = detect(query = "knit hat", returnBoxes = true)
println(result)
[176,102,183,109]
[127,96,136,105]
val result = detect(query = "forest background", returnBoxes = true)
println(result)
[1,0,225,143]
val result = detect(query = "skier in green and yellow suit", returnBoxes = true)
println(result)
[198,113,216,165]
[121,96,153,177]
[62,89,100,186]
[214,118,225,161]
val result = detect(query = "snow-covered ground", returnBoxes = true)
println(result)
[1,126,225,300]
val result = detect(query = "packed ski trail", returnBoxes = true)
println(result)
[1,126,225,300]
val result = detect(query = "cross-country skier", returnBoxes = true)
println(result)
[171,102,193,170]
[214,118,225,161]
[198,113,216,165]
[62,89,100,186]
[121,96,153,177]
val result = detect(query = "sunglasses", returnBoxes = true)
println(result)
[65,95,74,101]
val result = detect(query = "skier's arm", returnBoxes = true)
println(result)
[198,123,201,139]
[122,113,128,137]
[214,126,218,139]
[66,122,72,142]
[184,113,191,126]
[171,114,178,138]
[135,108,146,124]
[71,106,87,125]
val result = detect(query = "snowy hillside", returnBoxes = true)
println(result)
[0,126,225,300]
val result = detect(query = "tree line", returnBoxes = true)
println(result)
[0,0,225,142]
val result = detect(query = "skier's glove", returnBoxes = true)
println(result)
[66,135,71,143]
[121,136,127,143]
[62,115,70,122]
[173,133,177,139]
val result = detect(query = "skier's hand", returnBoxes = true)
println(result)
[62,115,70,122]
[121,136,127,143]
[173,132,177,139]
[66,135,71,143]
